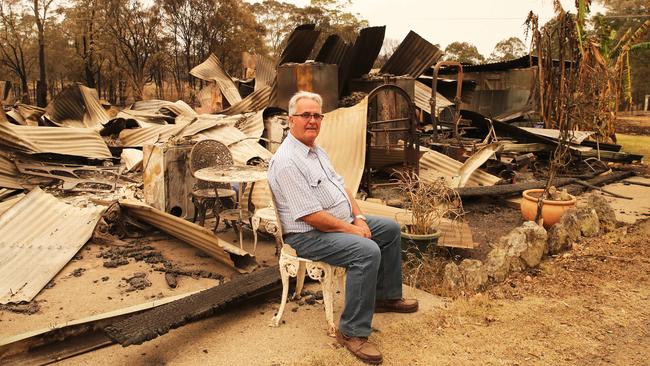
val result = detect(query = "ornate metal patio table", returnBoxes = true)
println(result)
[194,165,267,254]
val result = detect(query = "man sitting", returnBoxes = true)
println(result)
[267,91,417,365]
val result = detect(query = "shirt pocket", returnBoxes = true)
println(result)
[308,171,338,209]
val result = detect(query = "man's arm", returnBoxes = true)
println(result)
[302,210,370,238]
[345,187,371,237]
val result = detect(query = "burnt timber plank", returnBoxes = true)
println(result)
[456,178,577,198]
[104,265,281,346]
[457,171,635,199]
[564,170,634,195]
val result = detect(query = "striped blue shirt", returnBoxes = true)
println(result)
[267,133,353,233]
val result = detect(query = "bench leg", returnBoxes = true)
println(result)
[320,266,337,337]
[271,260,291,327]
[250,216,259,256]
[293,261,306,300]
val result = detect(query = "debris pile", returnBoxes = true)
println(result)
[0,19,647,363]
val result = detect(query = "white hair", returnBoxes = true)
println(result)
[288,91,323,115]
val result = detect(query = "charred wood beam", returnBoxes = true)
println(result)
[456,178,577,198]
[622,180,650,188]
[574,180,633,200]
[104,265,281,346]
[564,170,635,196]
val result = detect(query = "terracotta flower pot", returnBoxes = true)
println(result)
[520,188,577,228]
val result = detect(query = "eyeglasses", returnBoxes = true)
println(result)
[292,112,324,121]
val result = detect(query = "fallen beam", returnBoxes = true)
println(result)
[119,199,257,273]
[623,179,650,188]
[104,265,281,346]
[0,290,201,365]
[564,170,635,196]
[456,178,577,198]
[574,180,633,200]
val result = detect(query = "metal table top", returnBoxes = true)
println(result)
[194,165,268,184]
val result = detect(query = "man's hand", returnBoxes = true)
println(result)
[353,217,372,238]
[302,211,371,238]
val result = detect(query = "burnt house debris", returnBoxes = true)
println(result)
[0,20,646,364]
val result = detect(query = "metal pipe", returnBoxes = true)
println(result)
[430,61,463,142]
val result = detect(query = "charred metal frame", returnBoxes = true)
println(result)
[431,61,463,141]
[364,83,419,196]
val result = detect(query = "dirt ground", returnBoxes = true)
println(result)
[295,218,650,366]
[2,176,649,365]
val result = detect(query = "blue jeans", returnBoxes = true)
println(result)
[284,215,403,337]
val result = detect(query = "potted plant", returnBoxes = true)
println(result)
[395,172,464,257]
[520,186,576,228]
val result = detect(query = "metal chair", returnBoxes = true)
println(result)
[268,192,346,337]
[188,140,237,230]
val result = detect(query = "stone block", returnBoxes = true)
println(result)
[587,194,617,232]
[459,259,488,291]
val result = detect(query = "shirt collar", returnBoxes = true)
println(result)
[287,132,318,157]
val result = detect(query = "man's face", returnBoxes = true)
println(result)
[289,98,322,147]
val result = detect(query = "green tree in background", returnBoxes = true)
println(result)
[488,36,527,62]
[594,0,650,108]
[0,0,369,104]
[443,41,485,65]
[251,0,367,61]
[0,1,35,103]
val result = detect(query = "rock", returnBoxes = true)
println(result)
[125,272,151,292]
[587,194,617,232]
[525,275,533,282]
[484,248,509,282]
[499,221,547,271]
[443,262,464,290]
[459,259,487,291]
[165,273,177,289]
[575,207,600,237]
[547,208,581,254]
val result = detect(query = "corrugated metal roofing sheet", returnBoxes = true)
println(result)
[315,97,368,194]
[235,110,264,138]
[0,187,105,303]
[344,26,385,82]
[44,85,110,130]
[315,34,350,65]
[118,114,239,147]
[0,153,21,189]
[113,109,174,127]
[380,30,443,78]
[255,56,276,91]
[278,25,320,66]
[222,85,272,115]
[197,125,272,165]
[0,193,23,216]
[119,199,257,273]
[520,127,594,144]
[414,81,453,116]
[190,54,242,106]
[129,100,197,117]
[0,124,112,159]
[419,147,500,187]
[15,104,45,125]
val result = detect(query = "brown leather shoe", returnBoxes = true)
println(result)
[374,298,419,313]
[336,329,383,365]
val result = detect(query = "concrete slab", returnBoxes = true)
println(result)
[577,176,650,224]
